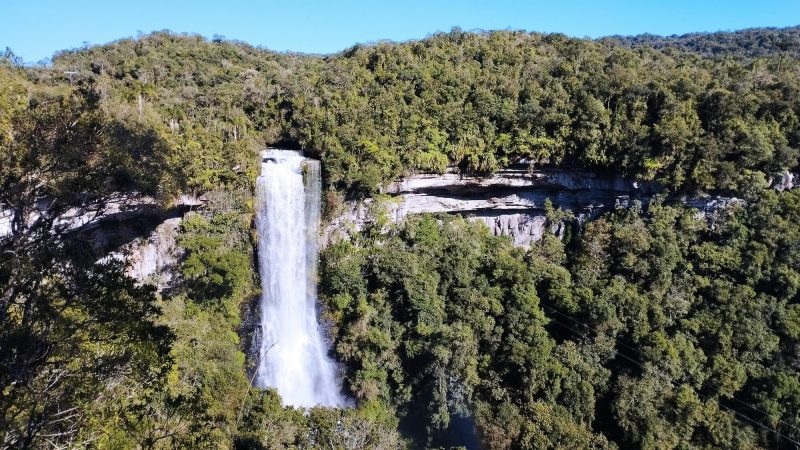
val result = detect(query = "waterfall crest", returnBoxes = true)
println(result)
[255,149,345,407]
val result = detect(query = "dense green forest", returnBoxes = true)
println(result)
[321,194,800,449]
[26,25,800,197]
[1,26,799,449]
[606,27,800,59]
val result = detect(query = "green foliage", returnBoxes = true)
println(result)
[179,211,254,304]
[0,75,175,447]
[320,189,800,448]
[235,390,404,449]
[110,201,258,448]
[4,27,800,449]
[0,257,173,448]
[604,26,800,59]
[320,216,606,447]
[34,27,800,197]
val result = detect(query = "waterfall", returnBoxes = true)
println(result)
[254,149,345,407]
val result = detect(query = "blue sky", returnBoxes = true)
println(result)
[2,0,799,63]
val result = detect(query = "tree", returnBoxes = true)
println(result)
[0,83,173,448]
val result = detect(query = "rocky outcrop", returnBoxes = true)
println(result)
[772,170,796,192]
[0,210,12,238]
[0,194,202,238]
[71,197,202,288]
[1,194,202,288]
[323,168,794,248]
[324,168,649,246]
[111,217,183,287]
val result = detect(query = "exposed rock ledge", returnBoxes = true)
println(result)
[74,196,204,287]
[323,169,795,248]
[1,194,204,287]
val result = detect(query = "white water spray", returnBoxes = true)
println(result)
[255,149,345,407]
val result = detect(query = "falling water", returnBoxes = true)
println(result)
[255,149,345,407]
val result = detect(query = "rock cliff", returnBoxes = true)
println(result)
[324,168,796,248]
[5,168,793,287]
[1,195,202,289]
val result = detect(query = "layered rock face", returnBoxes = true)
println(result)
[119,217,182,287]
[325,168,659,247]
[5,169,793,287]
[74,198,201,288]
[324,168,797,248]
[1,195,201,289]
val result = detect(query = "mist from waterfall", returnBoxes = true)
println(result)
[254,149,345,407]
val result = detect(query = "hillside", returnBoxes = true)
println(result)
[605,26,800,59]
[1,27,800,449]
[29,26,800,197]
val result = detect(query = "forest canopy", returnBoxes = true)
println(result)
[29,25,800,197]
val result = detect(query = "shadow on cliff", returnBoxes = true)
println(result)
[64,203,192,266]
